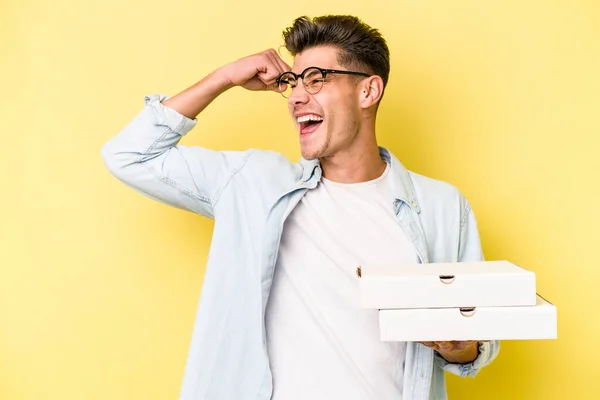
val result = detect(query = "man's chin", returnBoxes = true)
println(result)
[301,151,319,161]
[301,142,333,160]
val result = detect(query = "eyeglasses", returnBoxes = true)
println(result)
[276,66,371,98]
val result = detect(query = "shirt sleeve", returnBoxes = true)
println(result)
[101,94,253,218]
[435,196,501,377]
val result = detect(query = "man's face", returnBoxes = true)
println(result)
[287,46,366,160]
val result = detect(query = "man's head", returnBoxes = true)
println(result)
[280,15,390,161]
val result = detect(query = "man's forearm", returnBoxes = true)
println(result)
[162,49,290,119]
[162,67,234,119]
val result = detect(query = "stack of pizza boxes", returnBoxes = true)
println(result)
[357,261,557,342]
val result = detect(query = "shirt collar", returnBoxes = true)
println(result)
[298,147,420,213]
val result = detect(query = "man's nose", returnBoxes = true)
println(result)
[288,82,310,106]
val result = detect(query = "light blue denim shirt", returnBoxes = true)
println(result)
[101,94,500,400]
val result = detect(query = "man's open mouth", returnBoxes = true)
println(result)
[297,114,324,135]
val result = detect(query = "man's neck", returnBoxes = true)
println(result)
[319,144,387,183]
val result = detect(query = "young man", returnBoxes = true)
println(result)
[102,15,499,400]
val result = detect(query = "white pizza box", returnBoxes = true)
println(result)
[357,260,536,309]
[378,294,557,341]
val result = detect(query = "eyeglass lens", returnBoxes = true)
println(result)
[278,67,325,98]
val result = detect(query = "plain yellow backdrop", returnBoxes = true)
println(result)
[1,0,598,398]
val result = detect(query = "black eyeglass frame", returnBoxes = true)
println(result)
[276,66,371,97]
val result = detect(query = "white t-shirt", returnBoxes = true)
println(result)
[265,163,419,400]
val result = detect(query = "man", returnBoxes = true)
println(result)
[102,15,499,400]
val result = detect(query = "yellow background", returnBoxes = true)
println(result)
[1,0,598,398]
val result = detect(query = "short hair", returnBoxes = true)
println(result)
[283,15,390,97]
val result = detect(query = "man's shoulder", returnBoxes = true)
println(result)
[242,148,303,181]
[383,147,463,200]
[406,170,468,209]
[408,170,461,195]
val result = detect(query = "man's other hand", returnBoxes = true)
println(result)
[419,341,481,364]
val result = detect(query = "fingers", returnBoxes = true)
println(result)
[419,340,482,351]
[419,341,438,350]
[251,49,283,90]
[231,48,293,92]
[258,49,290,92]
[270,48,292,73]
[433,341,455,351]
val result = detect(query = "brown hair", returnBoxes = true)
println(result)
[283,15,390,95]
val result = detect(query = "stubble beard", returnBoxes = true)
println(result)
[301,134,330,161]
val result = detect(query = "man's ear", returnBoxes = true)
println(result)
[359,76,384,108]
